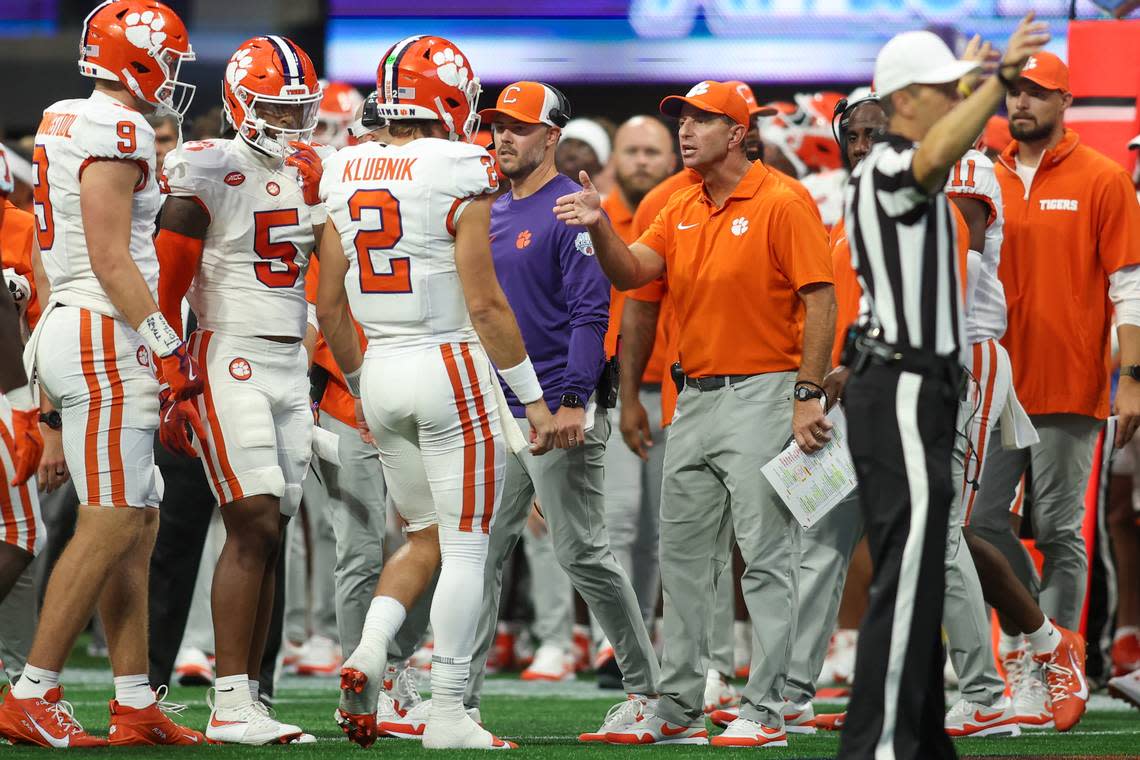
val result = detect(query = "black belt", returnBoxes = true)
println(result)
[847,333,965,393]
[684,374,757,392]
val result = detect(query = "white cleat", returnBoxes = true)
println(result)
[521,643,575,682]
[1004,650,1054,729]
[603,707,709,745]
[1108,668,1140,710]
[578,695,648,742]
[383,660,424,716]
[380,699,481,739]
[205,699,303,745]
[710,717,788,748]
[944,696,1022,738]
[422,712,516,749]
[827,629,858,684]
[174,646,214,687]
[703,670,740,714]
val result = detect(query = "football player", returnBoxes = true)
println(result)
[316,34,556,749]
[154,35,324,744]
[0,0,205,747]
[314,81,365,149]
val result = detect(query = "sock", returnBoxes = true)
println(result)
[11,665,60,700]
[1114,626,1139,642]
[113,674,155,709]
[998,631,1024,657]
[214,674,252,711]
[248,679,260,702]
[429,527,490,719]
[348,596,406,677]
[1026,619,1061,657]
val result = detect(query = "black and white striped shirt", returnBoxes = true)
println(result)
[845,133,964,357]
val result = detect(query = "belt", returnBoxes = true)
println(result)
[684,374,757,392]
[849,335,964,391]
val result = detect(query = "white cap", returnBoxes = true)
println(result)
[560,118,611,165]
[874,31,980,97]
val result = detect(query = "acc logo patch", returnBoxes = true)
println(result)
[229,357,252,381]
[136,345,149,367]
[224,171,245,186]
[574,231,596,256]
[266,181,280,196]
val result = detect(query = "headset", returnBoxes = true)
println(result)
[831,93,882,170]
[538,82,572,128]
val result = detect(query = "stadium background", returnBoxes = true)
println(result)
[2,1,1140,756]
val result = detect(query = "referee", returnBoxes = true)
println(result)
[836,15,1049,760]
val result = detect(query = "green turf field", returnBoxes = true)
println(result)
[4,670,1138,758]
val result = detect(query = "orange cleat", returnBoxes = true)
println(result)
[1034,626,1088,732]
[108,696,207,745]
[336,708,378,748]
[0,685,108,748]
[814,711,846,731]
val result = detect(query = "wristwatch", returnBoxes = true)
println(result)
[1123,365,1140,381]
[559,392,584,409]
[794,383,827,406]
[39,411,63,430]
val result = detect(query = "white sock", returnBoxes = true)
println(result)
[429,527,490,718]
[1025,619,1061,657]
[1114,625,1139,642]
[999,632,1024,657]
[248,679,260,702]
[11,665,60,700]
[113,674,155,709]
[348,596,406,677]
[214,674,252,711]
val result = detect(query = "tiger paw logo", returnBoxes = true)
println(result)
[136,345,150,367]
[731,217,749,236]
[123,10,167,50]
[225,47,255,87]
[229,357,252,381]
[515,229,532,249]
[431,47,470,89]
[686,81,712,97]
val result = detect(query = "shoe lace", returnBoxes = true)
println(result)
[1004,650,1028,690]
[153,685,188,716]
[38,696,86,736]
[392,664,423,709]
[601,697,644,729]
[1041,659,1074,704]
[945,698,971,721]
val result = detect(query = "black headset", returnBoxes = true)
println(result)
[831,93,881,169]
[538,82,572,128]
[361,90,385,130]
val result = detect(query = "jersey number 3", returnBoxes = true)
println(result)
[349,189,411,294]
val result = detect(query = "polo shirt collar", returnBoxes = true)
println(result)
[699,160,771,206]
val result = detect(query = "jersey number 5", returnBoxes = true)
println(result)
[349,189,411,294]
[253,209,302,288]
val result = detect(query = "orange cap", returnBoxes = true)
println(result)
[660,81,750,127]
[1018,52,1069,92]
[724,81,778,118]
[478,81,566,126]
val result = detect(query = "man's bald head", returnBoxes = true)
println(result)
[612,115,676,208]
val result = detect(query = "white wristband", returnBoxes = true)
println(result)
[343,366,362,397]
[499,356,543,405]
[138,311,183,358]
[5,383,34,411]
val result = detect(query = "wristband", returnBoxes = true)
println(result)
[343,366,362,397]
[5,383,34,411]
[499,356,544,405]
[957,80,973,98]
[138,311,183,358]
[996,64,1019,89]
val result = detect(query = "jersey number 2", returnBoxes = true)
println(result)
[253,209,302,288]
[349,189,411,294]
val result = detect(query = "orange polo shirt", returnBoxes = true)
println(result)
[600,190,639,363]
[636,160,833,380]
[995,129,1140,419]
[305,256,367,428]
[1,201,40,328]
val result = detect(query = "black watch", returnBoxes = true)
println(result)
[1123,365,1140,381]
[794,383,827,405]
[39,411,62,430]
[559,392,584,409]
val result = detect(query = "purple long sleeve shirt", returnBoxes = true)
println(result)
[490,173,611,416]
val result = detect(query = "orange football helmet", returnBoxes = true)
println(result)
[223,36,322,158]
[79,1,195,119]
[375,35,481,141]
[315,81,365,148]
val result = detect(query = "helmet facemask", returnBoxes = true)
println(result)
[150,45,196,121]
[231,85,322,158]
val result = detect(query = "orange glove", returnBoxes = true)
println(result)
[6,385,43,486]
[159,389,207,458]
[156,343,204,401]
[286,141,323,207]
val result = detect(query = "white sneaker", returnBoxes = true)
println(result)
[603,706,709,745]
[1004,649,1054,729]
[781,700,817,734]
[380,699,481,739]
[280,640,303,674]
[205,696,303,745]
[944,696,1021,738]
[829,629,858,684]
[703,670,740,713]
[521,643,574,682]
[1108,668,1140,709]
[174,646,214,687]
[296,634,342,676]
[578,695,648,742]
[710,717,788,748]
[383,660,423,716]
[423,711,515,749]
[733,621,751,678]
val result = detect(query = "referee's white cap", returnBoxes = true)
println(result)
[874,31,980,97]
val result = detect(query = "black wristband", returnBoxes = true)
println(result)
[795,380,826,394]
[996,64,1019,89]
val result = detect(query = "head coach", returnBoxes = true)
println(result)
[555,80,835,746]
[829,14,1050,760]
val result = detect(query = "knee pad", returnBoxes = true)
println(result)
[438,526,489,569]
[280,482,303,518]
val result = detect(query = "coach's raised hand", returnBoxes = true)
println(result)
[553,171,603,227]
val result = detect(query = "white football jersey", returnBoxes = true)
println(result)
[320,137,498,351]
[163,138,317,340]
[946,149,1006,344]
[0,143,13,196]
[35,91,160,320]
[800,168,847,229]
